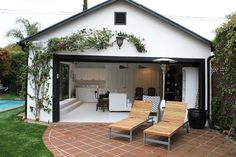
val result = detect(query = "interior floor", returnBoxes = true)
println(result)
[60,102,130,123]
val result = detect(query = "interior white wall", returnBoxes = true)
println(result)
[71,63,161,103]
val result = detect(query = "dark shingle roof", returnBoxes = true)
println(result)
[20,0,212,46]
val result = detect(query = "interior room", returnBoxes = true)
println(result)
[59,62,160,121]
[58,61,191,122]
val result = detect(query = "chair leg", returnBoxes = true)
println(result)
[144,133,147,145]
[130,131,132,143]
[109,128,111,139]
[168,137,171,151]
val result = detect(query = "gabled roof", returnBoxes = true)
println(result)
[20,0,212,46]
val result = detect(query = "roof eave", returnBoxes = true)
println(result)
[19,0,116,44]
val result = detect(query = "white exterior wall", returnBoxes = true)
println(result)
[27,1,211,122]
[35,1,211,58]
[27,42,53,122]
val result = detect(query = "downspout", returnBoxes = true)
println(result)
[17,41,29,120]
[207,54,214,123]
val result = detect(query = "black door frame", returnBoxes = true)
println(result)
[52,55,206,122]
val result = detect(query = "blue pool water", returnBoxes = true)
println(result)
[0,100,25,110]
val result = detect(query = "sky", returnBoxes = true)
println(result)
[0,0,235,47]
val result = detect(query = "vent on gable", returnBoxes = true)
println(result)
[114,12,127,25]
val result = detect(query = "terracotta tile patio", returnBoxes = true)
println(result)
[43,123,236,157]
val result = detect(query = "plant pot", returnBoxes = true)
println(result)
[188,108,206,129]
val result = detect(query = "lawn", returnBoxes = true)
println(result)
[0,93,23,100]
[0,107,53,157]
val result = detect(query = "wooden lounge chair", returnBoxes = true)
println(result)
[108,100,153,142]
[143,101,189,150]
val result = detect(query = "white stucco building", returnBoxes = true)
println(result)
[20,0,213,122]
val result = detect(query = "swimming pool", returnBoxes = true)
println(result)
[0,100,25,112]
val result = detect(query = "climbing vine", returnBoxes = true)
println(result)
[28,43,53,121]
[48,28,147,53]
[27,28,147,121]
[116,31,147,52]
[211,13,236,134]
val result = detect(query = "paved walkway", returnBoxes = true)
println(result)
[43,123,236,157]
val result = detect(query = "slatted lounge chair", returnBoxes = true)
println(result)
[108,100,153,142]
[135,87,143,100]
[0,85,8,93]
[143,101,189,150]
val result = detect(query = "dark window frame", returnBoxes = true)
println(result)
[114,12,127,25]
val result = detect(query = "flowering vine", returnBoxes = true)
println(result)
[48,28,147,53]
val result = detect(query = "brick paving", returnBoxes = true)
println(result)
[43,123,236,157]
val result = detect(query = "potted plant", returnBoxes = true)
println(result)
[187,90,207,129]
